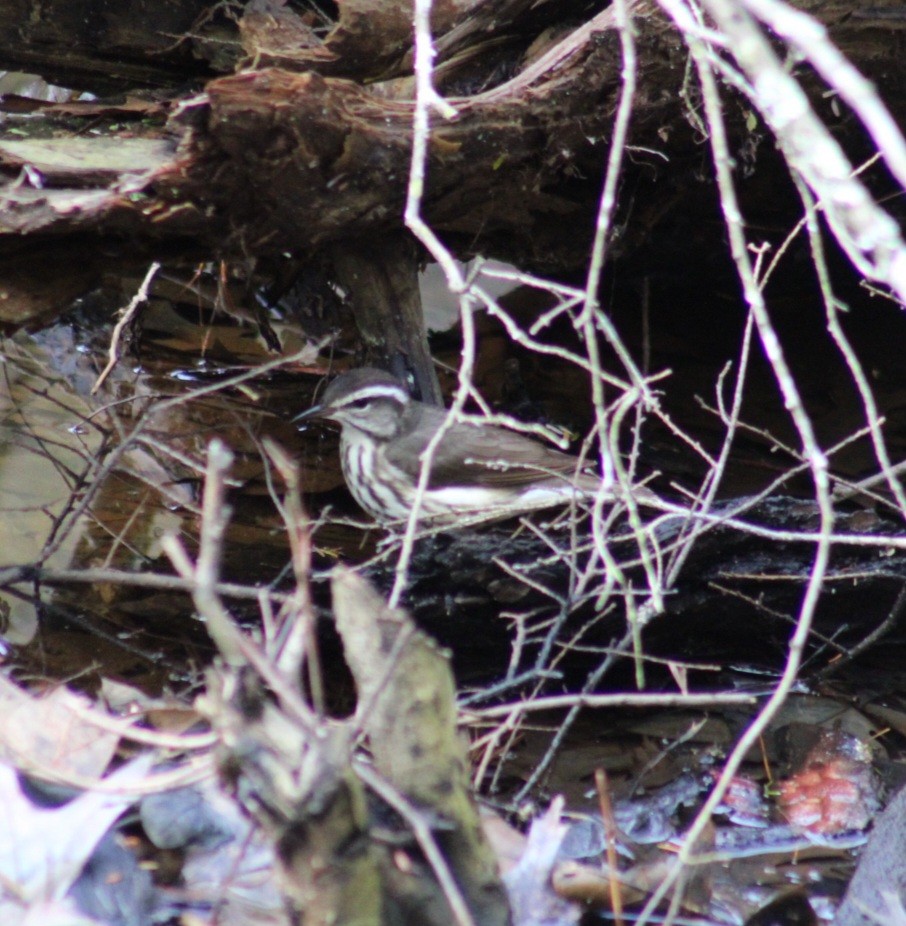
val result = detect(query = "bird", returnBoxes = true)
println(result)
[294,367,615,525]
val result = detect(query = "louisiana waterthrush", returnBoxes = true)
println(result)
[295,367,614,525]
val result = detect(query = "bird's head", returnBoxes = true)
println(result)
[294,368,411,441]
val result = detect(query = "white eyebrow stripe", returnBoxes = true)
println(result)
[334,384,409,406]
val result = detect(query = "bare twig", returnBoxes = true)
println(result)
[92,262,161,394]
[468,689,756,721]
[161,439,246,666]
[642,3,836,920]
[701,0,906,304]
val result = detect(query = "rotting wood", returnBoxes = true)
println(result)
[203,671,385,926]
[2,0,906,339]
[331,233,443,405]
[199,568,513,925]
[333,567,511,926]
[3,0,905,268]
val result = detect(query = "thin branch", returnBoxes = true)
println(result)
[702,0,906,304]
[92,262,160,394]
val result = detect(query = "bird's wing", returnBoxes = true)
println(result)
[385,406,592,489]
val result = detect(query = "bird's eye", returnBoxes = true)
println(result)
[349,398,370,410]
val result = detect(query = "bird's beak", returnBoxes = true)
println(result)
[292,403,326,426]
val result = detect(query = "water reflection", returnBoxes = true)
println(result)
[0,284,326,686]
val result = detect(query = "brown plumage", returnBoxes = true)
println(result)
[296,367,608,523]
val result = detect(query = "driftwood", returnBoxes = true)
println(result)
[0,10,636,258]
[0,1,638,393]
[2,0,905,319]
[332,568,510,925]
[169,444,510,923]
[201,567,511,926]
[365,496,906,632]
[4,0,906,401]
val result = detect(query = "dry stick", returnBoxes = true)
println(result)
[3,366,101,478]
[727,568,904,585]
[657,242,769,586]
[92,261,161,394]
[696,518,906,549]
[664,305,755,585]
[573,4,654,405]
[813,581,906,680]
[66,703,217,750]
[478,285,634,389]
[353,760,478,926]
[162,439,246,666]
[595,768,624,926]
[573,0,655,699]
[386,324,474,608]
[629,717,710,797]
[260,438,323,703]
[161,441,318,733]
[468,690,756,722]
[751,150,884,292]
[135,433,218,482]
[514,629,632,803]
[707,582,847,660]
[471,706,522,792]
[451,406,575,447]
[834,461,906,506]
[580,0,637,483]
[390,0,475,608]
[4,749,213,796]
[487,718,528,796]
[644,3,835,924]
[683,416,877,521]
[98,489,150,566]
[601,389,665,676]
[19,567,294,603]
[6,409,117,569]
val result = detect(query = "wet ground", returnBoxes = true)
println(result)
[3,258,906,922]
